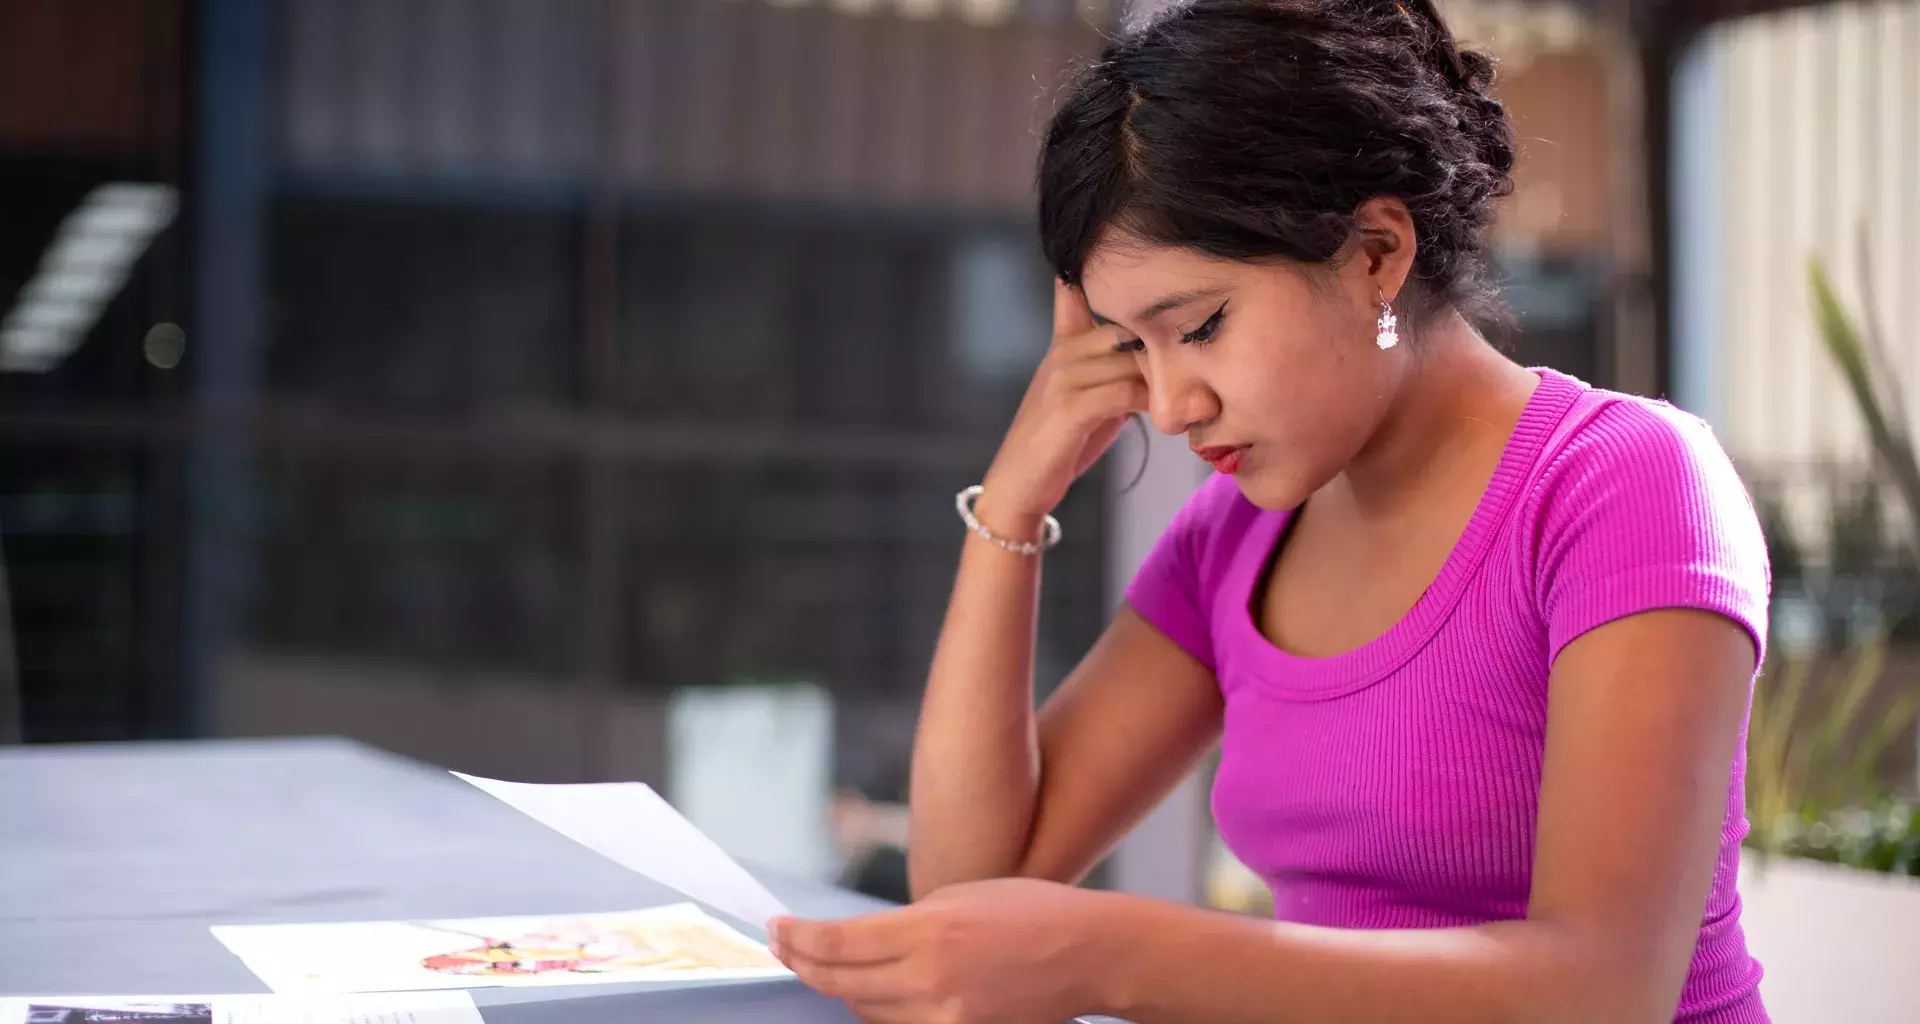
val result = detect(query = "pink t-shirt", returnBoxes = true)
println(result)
[1126,369,1770,1023]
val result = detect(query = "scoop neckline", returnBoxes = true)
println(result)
[1222,367,1583,701]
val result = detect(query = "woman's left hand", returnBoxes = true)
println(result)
[770,877,1112,1024]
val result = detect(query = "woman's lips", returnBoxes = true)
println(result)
[1193,445,1248,474]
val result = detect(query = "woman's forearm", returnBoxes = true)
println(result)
[1074,893,1666,1024]
[906,501,1051,897]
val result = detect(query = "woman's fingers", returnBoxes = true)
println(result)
[773,914,912,967]
[1052,320,1134,361]
[783,951,923,1006]
[973,282,1143,519]
[1069,378,1150,429]
[1050,349,1146,391]
[846,1002,923,1024]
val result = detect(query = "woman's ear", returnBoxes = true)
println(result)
[1351,197,1417,303]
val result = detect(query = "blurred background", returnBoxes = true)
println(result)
[0,0,1914,1016]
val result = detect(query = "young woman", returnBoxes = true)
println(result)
[770,0,1770,1020]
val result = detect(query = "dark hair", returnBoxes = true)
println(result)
[1038,0,1517,331]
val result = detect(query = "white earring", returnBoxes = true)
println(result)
[1375,293,1398,350]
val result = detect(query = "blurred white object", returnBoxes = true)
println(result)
[830,791,909,864]
[669,684,837,884]
[0,183,178,373]
[952,234,1049,384]
[1739,852,1920,1022]
[1203,833,1270,916]
[1770,594,1824,656]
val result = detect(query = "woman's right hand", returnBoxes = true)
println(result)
[974,279,1149,538]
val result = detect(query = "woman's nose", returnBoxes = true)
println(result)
[1145,357,1218,436]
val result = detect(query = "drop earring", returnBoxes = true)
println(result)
[1375,292,1399,350]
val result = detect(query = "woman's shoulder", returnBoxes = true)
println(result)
[1530,385,1751,513]
[1124,473,1274,670]
[1163,471,1273,570]
[1519,381,1771,658]
[1129,473,1273,604]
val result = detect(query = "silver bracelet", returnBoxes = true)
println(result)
[955,485,1062,556]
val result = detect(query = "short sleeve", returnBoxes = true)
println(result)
[1533,401,1771,665]
[1124,474,1244,671]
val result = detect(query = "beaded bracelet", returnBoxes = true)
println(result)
[955,485,1062,556]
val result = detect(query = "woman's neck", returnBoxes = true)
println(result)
[1339,311,1539,521]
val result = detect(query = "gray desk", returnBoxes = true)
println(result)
[0,737,884,1022]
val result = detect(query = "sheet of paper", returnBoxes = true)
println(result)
[211,904,789,994]
[0,991,483,1024]
[452,771,791,929]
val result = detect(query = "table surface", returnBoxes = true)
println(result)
[0,737,897,1022]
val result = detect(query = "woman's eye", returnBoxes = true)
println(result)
[1180,304,1227,346]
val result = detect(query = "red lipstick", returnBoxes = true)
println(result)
[1193,445,1247,475]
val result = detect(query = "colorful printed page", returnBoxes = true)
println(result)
[450,772,791,929]
[211,904,790,995]
[1,992,482,1024]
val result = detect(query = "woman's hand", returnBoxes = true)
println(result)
[771,877,1113,1024]
[975,280,1146,537]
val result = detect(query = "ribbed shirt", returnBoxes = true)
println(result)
[1126,368,1770,1023]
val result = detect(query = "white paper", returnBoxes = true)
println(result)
[211,904,789,995]
[452,772,791,929]
[0,991,483,1024]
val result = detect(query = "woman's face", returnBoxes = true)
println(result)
[1078,236,1401,511]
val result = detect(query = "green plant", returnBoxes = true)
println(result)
[1755,247,1920,876]
[1808,254,1920,555]
[1766,800,1920,876]
[1753,490,1804,591]
[1746,637,1920,874]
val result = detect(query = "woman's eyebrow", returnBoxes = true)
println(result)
[1088,286,1226,327]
